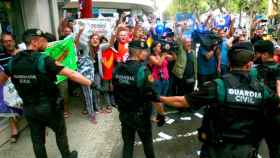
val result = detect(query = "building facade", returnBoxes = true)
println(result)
[0,0,60,41]
[63,0,156,17]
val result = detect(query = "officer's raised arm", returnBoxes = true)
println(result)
[58,66,92,87]
[160,96,189,108]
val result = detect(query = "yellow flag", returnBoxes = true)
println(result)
[146,36,153,48]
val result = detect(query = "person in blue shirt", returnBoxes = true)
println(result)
[218,28,234,75]
[197,45,220,86]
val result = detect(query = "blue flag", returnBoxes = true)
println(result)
[214,15,231,30]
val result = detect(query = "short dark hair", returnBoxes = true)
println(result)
[254,40,274,55]
[1,32,15,43]
[129,47,141,57]
[228,42,254,67]
[44,32,56,42]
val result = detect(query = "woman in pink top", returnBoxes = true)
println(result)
[149,41,174,121]
[149,41,173,94]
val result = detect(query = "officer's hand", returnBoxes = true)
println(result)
[156,113,166,127]
[91,83,106,95]
[90,82,97,89]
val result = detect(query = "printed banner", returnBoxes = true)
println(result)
[176,13,196,39]
[213,15,231,30]
[45,36,78,84]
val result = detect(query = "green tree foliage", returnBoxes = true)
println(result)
[165,0,268,16]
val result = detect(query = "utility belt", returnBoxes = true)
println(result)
[119,104,151,127]
[37,96,64,112]
[198,128,259,145]
[118,103,149,114]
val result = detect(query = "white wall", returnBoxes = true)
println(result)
[20,0,59,37]
[20,0,39,29]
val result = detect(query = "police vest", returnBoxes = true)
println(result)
[7,51,59,106]
[112,61,146,112]
[256,63,280,92]
[198,73,270,144]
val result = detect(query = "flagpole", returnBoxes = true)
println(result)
[194,43,200,92]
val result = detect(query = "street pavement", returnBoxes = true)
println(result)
[0,97,270,158]
[0,96,122,158]
[111,108,270,158]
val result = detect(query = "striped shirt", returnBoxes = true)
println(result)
[0,51,12,69]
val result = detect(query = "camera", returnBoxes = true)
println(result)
[160,40,179,53]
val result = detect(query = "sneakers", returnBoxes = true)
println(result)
[68,150,78,158]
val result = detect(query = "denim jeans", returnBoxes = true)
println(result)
[154,80,169,96]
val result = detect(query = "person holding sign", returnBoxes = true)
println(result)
[0,29,95,158]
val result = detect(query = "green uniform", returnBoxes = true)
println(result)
[5,50,73,158]
[184,70,277,158]
[256,61,280,158]
[113,60,159,158]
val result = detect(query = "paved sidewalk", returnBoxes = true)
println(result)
[0,97,122,158]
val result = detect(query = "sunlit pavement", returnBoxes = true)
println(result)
[0,99,270,158]
[0,97,121,158]
[111,108,269,158]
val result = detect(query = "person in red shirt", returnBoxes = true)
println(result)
[109,23,129,63]
[273,45,280,64]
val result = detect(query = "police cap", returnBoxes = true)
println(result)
[129,40,148,49]
[228,42,254,67]
[22,28,47,43]
[254,40,274,55]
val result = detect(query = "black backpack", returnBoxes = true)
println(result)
[192,30,222,51]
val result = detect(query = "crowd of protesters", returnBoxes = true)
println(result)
[0,12,279,146]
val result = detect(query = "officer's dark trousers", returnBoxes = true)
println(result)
[121,123,155,158]
[200,143,258,158]
[26,109,71,158]
[265,112,280,158]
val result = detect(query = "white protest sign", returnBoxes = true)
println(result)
[73,17,117,46]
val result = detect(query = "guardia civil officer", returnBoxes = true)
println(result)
[0,29,94,158]
[160,42,279,158]
[254,40,280,158]
[112,40,164,158]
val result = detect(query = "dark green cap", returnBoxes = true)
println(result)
[22,28,47,43]
[129,40,148,49]
[228,42,255,66]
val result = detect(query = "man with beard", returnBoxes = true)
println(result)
[254,40,280,158]
[0,32,21,143]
